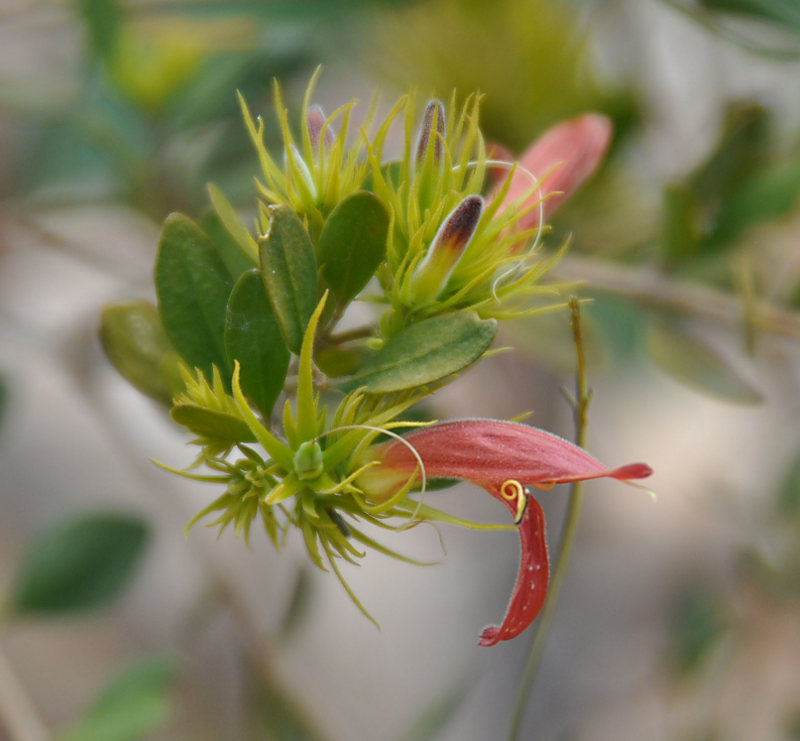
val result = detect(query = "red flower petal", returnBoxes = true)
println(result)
[492,113,612,230]
[379,419,652,489]
[479,487,549,646]
[371,419,652,645]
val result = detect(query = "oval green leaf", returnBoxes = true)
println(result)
[170,403,256,442]
[317,191,389,306]
[9,513,149,615]
[343,311,497,393]
[57,654,178,741]
[647,321,762,404]
[155,213,233,380]
[100,302,184,404]
[225,269,289,418]
[259,205,318,354]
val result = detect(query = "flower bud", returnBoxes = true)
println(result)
[407,195,483,305]
[415,98,445,166]
[293,440,324,480]
[307,104,335,154]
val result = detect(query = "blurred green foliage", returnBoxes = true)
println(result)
[669,585,729,678]
[8,513,149,615]
[368,0,632,152]
[57,654,179,741]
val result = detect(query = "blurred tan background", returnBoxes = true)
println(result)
[2,1,800,739]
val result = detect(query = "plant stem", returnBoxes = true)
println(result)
[556,254,800,341]
[506,297,589,741]
[0,646,50,741]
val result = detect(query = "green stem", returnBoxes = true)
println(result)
[506,297,589,741]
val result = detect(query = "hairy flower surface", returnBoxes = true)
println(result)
[360,419,652,645]
[490,113,613,234]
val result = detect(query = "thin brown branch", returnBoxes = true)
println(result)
[556,254,800,341]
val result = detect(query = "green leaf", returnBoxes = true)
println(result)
[708,158,800,247]
[100,302,184,405]
[646,321,762,404]
[9,513,149,615]
[170,404,256,443]
[259,205,319,354]
[344,311,496,393]
[701,0,800,32]
[317,191,389,306]
[200,209,255,281]
[58,654,178,741]
[225,270,290,419]
[206,182,259,264]
[155,213,233,380]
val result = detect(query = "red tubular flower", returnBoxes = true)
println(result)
[492,113,613,231]
[364,419,652,646]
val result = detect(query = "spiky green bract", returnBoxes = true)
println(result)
[239,68,377,242]
[158,295,498,625]
[367,92,567,335]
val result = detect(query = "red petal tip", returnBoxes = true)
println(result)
[609,462,653,480]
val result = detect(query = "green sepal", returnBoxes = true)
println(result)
[170,404,256,443]
[258,205,319,354]
[231,361,294,470]
[225,269,290,419]
[343,311,497,392]
[317,191,389,307]
[295,293,328,442]
[100,302,184,405]
[155,213,233,381]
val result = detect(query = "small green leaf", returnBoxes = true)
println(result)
[200,209,254,281]
[317,191,389,306]
[315,346,366,378]
[10,513,149,615]
[170,404,256,443]
[344,311,496,392]
[259,205,319,354]
[206,182,259,264]
[100,302,184,405]
[646,321,762,404]
[58,654,178,741]
[155,213,233,380]
[225,269,290,418]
